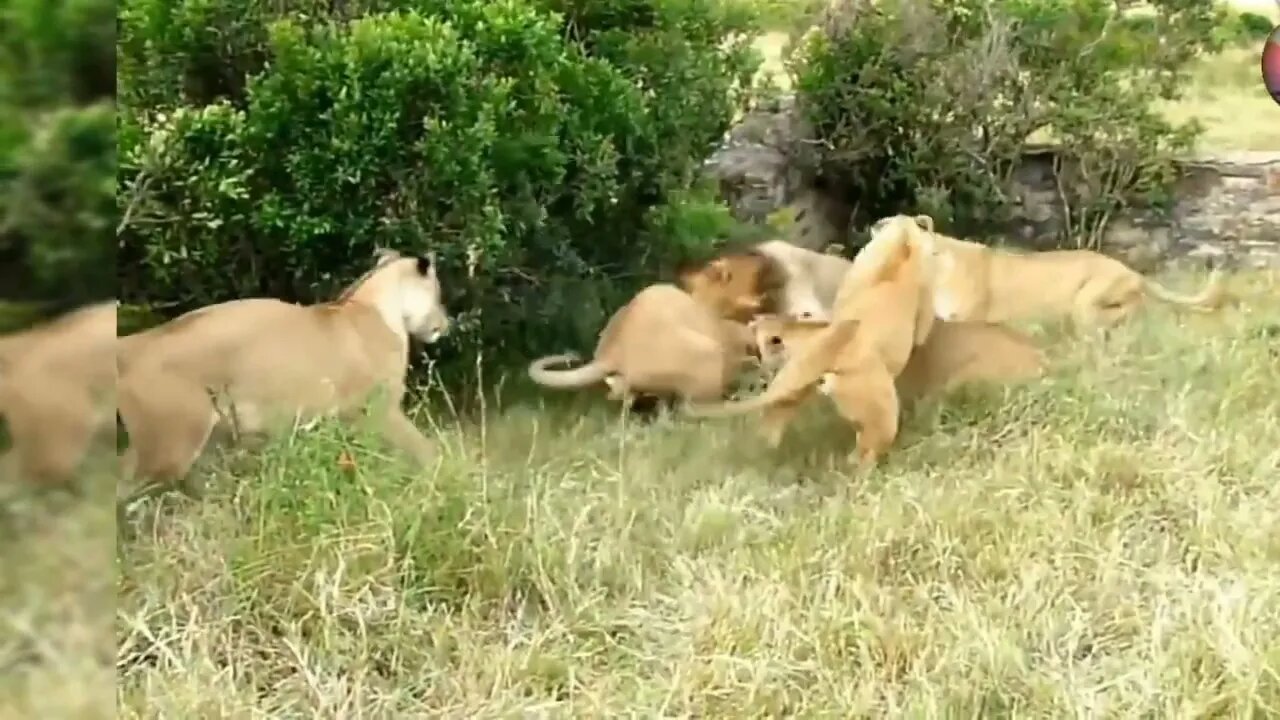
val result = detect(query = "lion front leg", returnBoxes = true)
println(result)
[380,406,437,467]
[759,395,807,449]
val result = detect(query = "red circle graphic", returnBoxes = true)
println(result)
[1264,32,1280,103]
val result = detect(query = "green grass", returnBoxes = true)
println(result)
[103,269,1280,715]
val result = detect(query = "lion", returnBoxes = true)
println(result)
[834,214,937,311]
[676,238,854,322]
[929,234,1225,330]
[750,313,1047,408]
[116,249,450,502]
[527,283,758,412]
[683,215,939,467]
[0,300,118,489]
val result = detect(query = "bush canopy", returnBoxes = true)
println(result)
[117,0,1235,375]
[117,0,759,371]
[0,0,115,305]
[788,0,1221,247]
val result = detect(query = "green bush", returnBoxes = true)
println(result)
[1206,9,1273,48]
[1231,11,1275,44]
[117,0,759,374]
[788,0,1222,248]
[0,0,115,303]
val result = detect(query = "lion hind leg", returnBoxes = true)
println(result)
[759,394,808,449]
[1095,292,1142,331]
[118,373,219,498]
[4,384,98,490]
[825,367,900,471]
[1074,274,1143,333]
[1096,274,1144,328]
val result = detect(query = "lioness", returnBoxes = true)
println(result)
[834,214,938,312]
[527,283,758,409]
[116,249,449,498]
[0,301,118,488]
[676,238,853,322]
[750,313,1047,407]
[684,216,938,466]
[930,235,1225,329]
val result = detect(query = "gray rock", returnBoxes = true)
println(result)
[1008,151,1280,267]
[704,97,1280,268]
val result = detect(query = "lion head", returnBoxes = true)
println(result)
[746,312,830,374]
[676,247,788,323]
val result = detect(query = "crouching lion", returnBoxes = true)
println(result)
[527,283,758,411]
[116,249,450,503]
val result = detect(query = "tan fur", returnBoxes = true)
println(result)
[527,284,757,407]
[676,249,786,323]
[676,239,853,322]
[754,314,1047,406]
[833,214,939,348]
[116,250,450,499]
[683,217,938,468]
[835,214,937,310]
[893,320,1048,403]
[930,235,1226,329]
[0,301,118,487]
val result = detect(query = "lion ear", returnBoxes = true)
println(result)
[913,214,935,233]
[415,253,434,276]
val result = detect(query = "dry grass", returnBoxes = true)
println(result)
[1162,47,1280,152]
[0,472,115,719]
[99,268,1280,716]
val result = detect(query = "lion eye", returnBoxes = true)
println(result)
[768,336,782,346]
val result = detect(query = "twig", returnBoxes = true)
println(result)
[116,172,153,235]
[1051,154,1076,246]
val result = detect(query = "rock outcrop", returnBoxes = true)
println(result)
[1009,148,1280,270]
[706,101,1280,268]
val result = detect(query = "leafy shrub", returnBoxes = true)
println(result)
[118,0,759,374]
[642,182,777,272]
[788,0,1222,249]
[1204,9,1273,48]
[0,0,115,303]
[1231,11,1275,44]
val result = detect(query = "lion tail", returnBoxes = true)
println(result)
[527,353,611,390]
[682,318,860,419]
[1143,269,1226,312]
